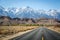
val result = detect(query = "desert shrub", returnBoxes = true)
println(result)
[19,24,40,26]
[55,24,60,28]
[0,26,38,35]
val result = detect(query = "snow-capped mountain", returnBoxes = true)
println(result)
[46,10,60,19]
[0,6,60,20]
[16,7,60,19]
[6,8,17,18]
[0,6,8,16]
[16,6,41,18]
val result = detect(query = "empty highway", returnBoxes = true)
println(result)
[10,27,60,40]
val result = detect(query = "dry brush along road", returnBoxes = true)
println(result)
[10,27,60,40]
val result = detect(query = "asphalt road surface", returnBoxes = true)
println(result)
[10,27,60,40]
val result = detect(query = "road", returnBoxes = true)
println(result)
[10,27,60,40]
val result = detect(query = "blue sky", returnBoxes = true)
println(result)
[0,0,60,10]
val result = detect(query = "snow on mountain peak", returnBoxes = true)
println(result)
[0,6,5,10]
[0,6,60,19]
[46,9,57,16]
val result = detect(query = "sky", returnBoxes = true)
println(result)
[0,0,60,10]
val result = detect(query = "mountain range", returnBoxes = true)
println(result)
[0,6,60,20]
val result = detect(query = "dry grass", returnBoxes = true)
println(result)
[0,26,39,35]
[0,26,39,40]
[46,26,60,33]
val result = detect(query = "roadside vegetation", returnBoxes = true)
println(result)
[0,24,60,35]
[0,24,60,40]
[45,24,60,33]
[0,25,39,38]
